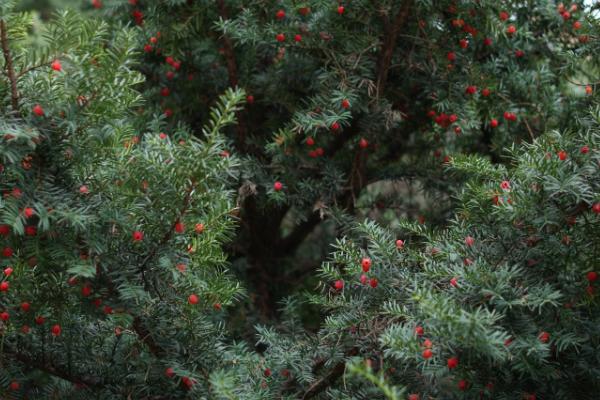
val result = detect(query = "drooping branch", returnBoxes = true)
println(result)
[3,346,104,388]
[0,19,20,114]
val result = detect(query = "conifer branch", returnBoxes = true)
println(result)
[0,19,20,114]
[3,346,104,388]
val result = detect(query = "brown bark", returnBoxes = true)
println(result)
[376,1,413,96]
[1,19,20,114]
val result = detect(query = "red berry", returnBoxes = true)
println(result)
[562,11,571,20]
[573,21,581,30]
[481,88,491,97]
[557,150,567,161]
[360,274,368,284]
[9,381,19,391]
[273,181,283,191]
[33,104,45,116]
[51,324,61,336]
[143,44,153,53]
[359,138,369,149]
[24,207,35,218]
[79,185,89,194]
[501,180,511,190]
[334,280,344,290]
[1,311,9,321]
[369,278,378,288]
[593,203,600,214]
[539,331,550,343]
[341,99,350,109]
[361,258,372,272]
[337,6,345,15]
[506,25,516,35]
[423,338,432,348]
[294,34,302,42]
[449,114,458,123]
[490,118,498,128]
[464,236,475,246]
[422,349,433,359]
[133,230,144,242]
[587,271,598,282]
[21,302,30,312]
[166,71,175,80]
[188,294,199,305]
[51,60,62,71]
[175,221,185,233]
[276,33,285,42]
[195,223,204,234]
[275,10,285,20]
[264,368,272,377]
[246,95,254,104]
[447,52,456,62]
[160,87,170,97]
[415,325,424,336]
[306,137,315,146]
[458,380,468,391]
[515,49,524,58]
[499,11,509,21]
[4,267,12,277]
[0,281,8,292]
[450,277,458,287]
[483,37,492,46]
[81,285,92,297]
[165,367,175,378]
[182,376,194,389]
[331,122,340,131]
[299,7,310,16]
[408,395,419,400]
[0,225,9,236]
[3,247,13,258]
[459,39,468,49]
[150,36,157,44]
[35,315,45,325]
[396,239,404,249]
[92,0,102,9]
[580,145,589,154]
[585,85,592,95]
[447,357,459,369]
[465,85,477,95]
[21,325,30,333]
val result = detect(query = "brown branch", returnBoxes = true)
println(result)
[1,19,20,114]
[376,0,413,96]
[216,0,247,149]
[137,181,197,275]
[16,60,53,79]
[301,348,359,399]
[3,346,104,387]
[280,211,322,254]
[132,316,164,356]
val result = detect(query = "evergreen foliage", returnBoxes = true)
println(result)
[0,0,599,399]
